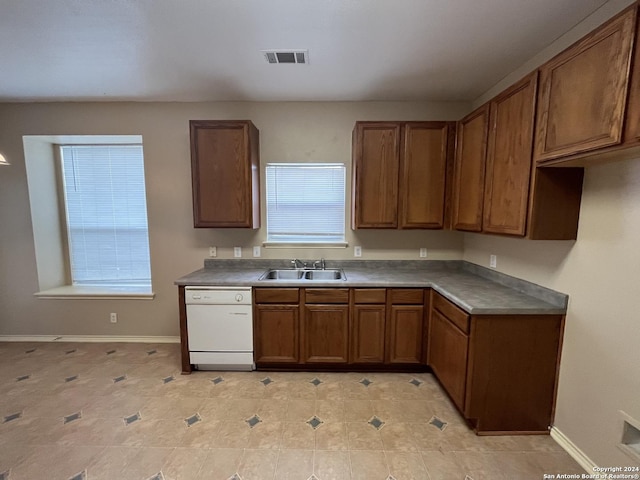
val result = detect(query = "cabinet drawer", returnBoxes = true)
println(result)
[433,292,470,334]
[353,289,386,304]
[254,288,299,304]
[305,288,349,304]
[389,289,424,304]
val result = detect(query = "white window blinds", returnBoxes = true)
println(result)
[60,145,152,287]
[266,163,346,243]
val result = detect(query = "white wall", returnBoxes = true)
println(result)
[0,101,468,338]
[464,159,640,468]
[464,0,640,468]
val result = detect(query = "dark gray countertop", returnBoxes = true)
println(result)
[175,260,567,315]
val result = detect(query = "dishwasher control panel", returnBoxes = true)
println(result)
[185,287,251,305]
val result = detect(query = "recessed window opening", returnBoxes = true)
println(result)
[265,163,346,244]
[60,144,152,288]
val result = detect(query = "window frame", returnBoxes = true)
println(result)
[23,134,154,299]
[58,143,153,289]
[264,162,348,248]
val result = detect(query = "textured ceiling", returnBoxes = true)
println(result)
[0,0,613,102]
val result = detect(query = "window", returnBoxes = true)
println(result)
[60,145,152,288]
[265,163,346,244]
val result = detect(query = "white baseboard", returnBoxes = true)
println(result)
[550,426,597,473]
[0,335,180,344]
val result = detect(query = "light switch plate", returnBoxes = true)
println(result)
[419,248,427,258]
[234,247,242,258]
[489,254,497,269]
[253,246,261,257]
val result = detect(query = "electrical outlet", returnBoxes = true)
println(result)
[419,248,427,258]
[209,246,217,257]
[234,247,242,258]
[489,254,497,269]
[354,246,362,257]
[110,313,117,323]
[253,246,261,257]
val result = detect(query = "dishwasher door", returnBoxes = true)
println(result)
[185,287,254,370]
[186,304,253,352]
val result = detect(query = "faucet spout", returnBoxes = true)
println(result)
[292,259,306,269]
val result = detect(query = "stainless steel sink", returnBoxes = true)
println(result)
[259,268,346,281]
[259,269,305,280]
[304,269,345,280]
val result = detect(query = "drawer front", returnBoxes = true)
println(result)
[389,288,424,304]
[305,288,349,304]
[254,288,300,304]
[433,292,470,334]
[353,288,386,304]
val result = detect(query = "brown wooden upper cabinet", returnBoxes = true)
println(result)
[452,105,489,232]
[352,121,454,229]
[483,72,539,236]
[189,120,260,228]
[453,73,584,240]
[535,4,639,164]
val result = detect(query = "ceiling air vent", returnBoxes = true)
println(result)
[262,50,309,65]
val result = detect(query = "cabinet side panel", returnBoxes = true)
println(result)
[624,6,640,145]
[249,123,261,228]
[178,286,191,374]
[466,315,563,433]
[528,167,584,240]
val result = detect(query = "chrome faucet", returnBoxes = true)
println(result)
[291,258,306,269]
[313,258,326,270]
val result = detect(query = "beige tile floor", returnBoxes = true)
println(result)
[0,342,584,480]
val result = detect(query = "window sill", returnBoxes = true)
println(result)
[263,242,348,249]
[34,285,155,300]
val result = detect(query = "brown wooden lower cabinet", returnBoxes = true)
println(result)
[428,308,469,410]
[253,288,300,364]
[254,287,428,368]
[428,291,564,434]
[303,304,349,363]
[386,289,425,364]
[351,304,386,363]
[254,305,300,364]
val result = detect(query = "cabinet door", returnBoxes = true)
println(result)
[254,305,299,364]
[428,309,469,411]
[452,105,489,232]
[624,7,640,146]
[303,305,349,363]
[386,305,424,364]
[351,305,386,364]
[399,122,451,229]
[535,6,637,162]
[352,122,401,228]
[483,72,538,236]
[190,120,260,228]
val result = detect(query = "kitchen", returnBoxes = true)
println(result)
[1,0,640,478]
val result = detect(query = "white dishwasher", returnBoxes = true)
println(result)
[185,286,254,371]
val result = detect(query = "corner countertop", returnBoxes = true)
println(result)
[174,260,567,316]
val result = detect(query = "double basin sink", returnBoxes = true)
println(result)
[259,268,346,281]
